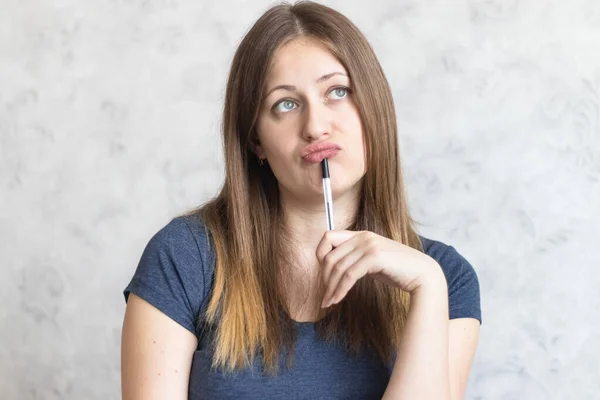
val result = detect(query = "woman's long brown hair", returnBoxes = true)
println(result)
[182,0,422,376]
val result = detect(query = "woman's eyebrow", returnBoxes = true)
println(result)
[263,72,348,100]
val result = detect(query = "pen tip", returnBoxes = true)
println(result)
[321,158,330,178]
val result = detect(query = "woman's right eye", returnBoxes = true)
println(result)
[274,99,298,113]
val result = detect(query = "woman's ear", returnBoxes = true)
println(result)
[250,136,264,159]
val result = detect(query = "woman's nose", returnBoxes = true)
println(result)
[302,99,332,141]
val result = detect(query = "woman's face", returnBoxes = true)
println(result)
[255,37,366,204]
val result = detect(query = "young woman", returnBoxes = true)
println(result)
[121,2,481,399]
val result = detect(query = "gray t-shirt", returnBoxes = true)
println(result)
[124,215,481,399]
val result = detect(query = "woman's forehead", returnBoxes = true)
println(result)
[265,39,347,83]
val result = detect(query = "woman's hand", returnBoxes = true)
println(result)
[316,230,445,308]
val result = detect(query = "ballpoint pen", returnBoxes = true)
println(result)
[321,158,334,231]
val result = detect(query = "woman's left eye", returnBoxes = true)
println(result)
[327,87,350,100]
[274,100,298,113]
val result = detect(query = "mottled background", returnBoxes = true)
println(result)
[1,0,599,399]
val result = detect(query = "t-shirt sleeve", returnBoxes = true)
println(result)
[438,245,482,324]
[123,216,209,336]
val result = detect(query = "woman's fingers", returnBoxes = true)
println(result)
[322,254,374,307]
[315,230,357,263]
[321,246,363,304]
[320,236,358,283]
[317,230,379,307]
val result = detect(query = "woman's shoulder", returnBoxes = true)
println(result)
[418,235,473,272]
[418,235,482,323]
[143,213,216,267]
[419,235,457,258]
[152,213,212,251]
[123,213,216,336]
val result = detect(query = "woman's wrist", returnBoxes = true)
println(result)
[410,260,448,296]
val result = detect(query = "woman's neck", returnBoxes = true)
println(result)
[279,186,361,251]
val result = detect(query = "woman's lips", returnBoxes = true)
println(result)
[302,148,341,163]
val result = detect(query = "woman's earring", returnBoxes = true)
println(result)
[258,157,266,166]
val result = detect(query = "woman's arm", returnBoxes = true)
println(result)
[448,318,480,399]
[121,293,198,400]
[382,268,451,400]
[314,231,480,398]
[382,266,481,400]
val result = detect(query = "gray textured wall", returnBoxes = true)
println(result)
[1,0,599,399]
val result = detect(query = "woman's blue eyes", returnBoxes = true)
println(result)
[278,100,296,112]
[330,87,349,100]
[273,87,350,113]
